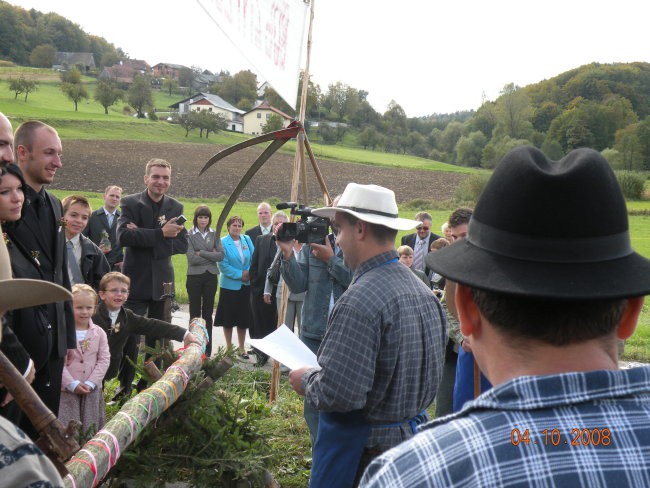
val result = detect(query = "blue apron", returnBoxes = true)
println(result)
[310,409,428,488]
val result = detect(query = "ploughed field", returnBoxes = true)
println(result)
[53,140,466,203]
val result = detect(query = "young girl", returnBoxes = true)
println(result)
[59,284,110,440]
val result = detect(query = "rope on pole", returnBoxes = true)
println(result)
[63,318,210,488]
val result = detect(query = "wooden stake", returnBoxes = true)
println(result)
[270,0,316,403]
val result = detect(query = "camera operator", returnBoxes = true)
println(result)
[276,196,352,449]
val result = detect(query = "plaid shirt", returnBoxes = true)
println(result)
[302,250,446,449]
[361,366,650,487]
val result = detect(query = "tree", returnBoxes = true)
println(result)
[613,124,642,170]
[494,83,532,139]
[216,70,258,108]
[174,112,200,137]
[455,131,487,167]
[296,71,322,118]
[199,111,227,138]
[179,66,202,95]
[357,126,381,150]
[162,78,178,96]
[319,123,346,144]
[94,79,123,114]
[8,75,37,101]
[61,82,88,111]
[60,67,82,84]
[261,114,285,134]
[29,43,56,67]
[127,74,153,118]
[263,86,295,118]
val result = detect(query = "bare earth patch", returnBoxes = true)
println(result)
[53,140,467,203]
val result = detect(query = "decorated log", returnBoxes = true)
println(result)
[63,318,210,488]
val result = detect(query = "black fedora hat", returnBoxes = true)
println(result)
[427,146,650,299]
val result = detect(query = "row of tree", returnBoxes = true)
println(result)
[0,1,124,68]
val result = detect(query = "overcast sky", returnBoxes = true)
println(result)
[7,0,649,117]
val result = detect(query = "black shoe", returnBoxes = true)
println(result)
[135,378,149,393]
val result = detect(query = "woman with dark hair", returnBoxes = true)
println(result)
[0,163,34,424]
[185,205,223,357]
[0,164,25,226]
[215,215,254,358]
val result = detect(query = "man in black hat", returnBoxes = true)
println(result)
[361,146,650,487]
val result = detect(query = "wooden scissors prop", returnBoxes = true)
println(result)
[200,120,331,237]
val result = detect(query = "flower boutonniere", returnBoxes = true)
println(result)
[58,217,67,232]
[111,322,121,335]
[79,337,91,353]
[158,215,167,227]
[30,250,41,267]
[3,233,10,248]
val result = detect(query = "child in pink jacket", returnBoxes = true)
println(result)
[59,284,110,440]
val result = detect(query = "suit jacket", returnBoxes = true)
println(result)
[218,233,254,290]
[249,234,278,296]
[117,191,188,301]
[400,231,441,275]
[78,234,110,291]
[186,229,224,276]
[93,301,187,380]
[6,189,75,364]
[61,320,110,389]
[245,225,265,242]
[84,207,123,268]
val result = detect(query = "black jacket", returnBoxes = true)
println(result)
[6,189,75,362]
[117,191,188,301]
[77,233,110,291]
[84,207,123,268]
[93,301,187,380]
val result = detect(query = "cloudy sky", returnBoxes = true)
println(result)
[7,0,649,117]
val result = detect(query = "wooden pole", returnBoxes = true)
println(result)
[63,319,214,488]
[270,0,316,403]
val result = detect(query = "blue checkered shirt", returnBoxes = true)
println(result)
[301,250,446,449]
[361,366,650,487]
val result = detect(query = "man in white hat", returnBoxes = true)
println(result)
[288,183,446,488]
[0,224,70,485]
[361,147,650,487]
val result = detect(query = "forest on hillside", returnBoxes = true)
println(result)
[1,1,650,170]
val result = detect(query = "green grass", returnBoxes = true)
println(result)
[0,66,474,173]
[49,190,650,361]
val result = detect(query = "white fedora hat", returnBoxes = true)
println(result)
[0,223,71,312]
[312,183,419,231]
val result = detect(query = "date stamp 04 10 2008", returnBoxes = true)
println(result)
[510,428,611,447]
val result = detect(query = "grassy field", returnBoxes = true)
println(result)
[0,67,471,174]
[50,190,650,362]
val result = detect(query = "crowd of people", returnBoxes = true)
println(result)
[0,110,649,487]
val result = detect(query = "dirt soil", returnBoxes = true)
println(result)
[53,140,467,204]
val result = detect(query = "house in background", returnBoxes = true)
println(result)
[243,101,293,135]
[257,81,271,97]
[52,52,96,72]
[99,59,151,85]
[169,92,245,132]
[152,62,188,80]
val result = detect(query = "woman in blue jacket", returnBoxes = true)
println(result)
[215,215,254,358]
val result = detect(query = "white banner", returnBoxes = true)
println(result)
[196,0,309,110]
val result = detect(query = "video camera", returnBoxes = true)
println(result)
[275,202,330,244]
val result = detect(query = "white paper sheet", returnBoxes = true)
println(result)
[248,324,320,370]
